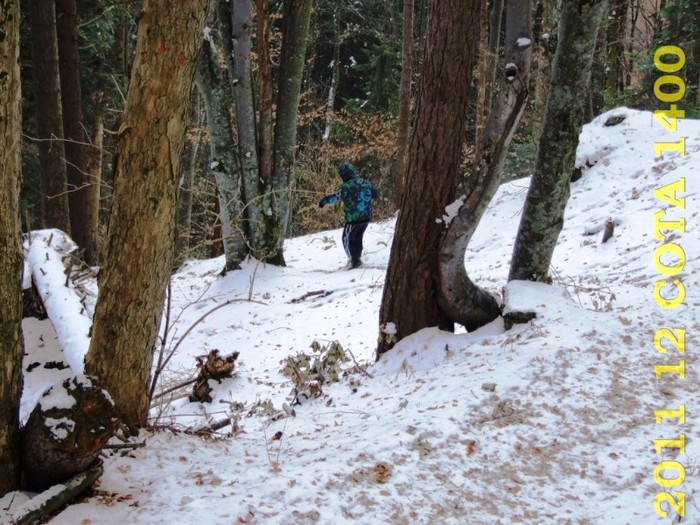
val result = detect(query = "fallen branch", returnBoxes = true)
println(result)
[290,290,332,303]
[11,460,103,525]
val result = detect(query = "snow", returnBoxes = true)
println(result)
[439,195,465,226]
[2,107,698,524]
[516,37,532,48]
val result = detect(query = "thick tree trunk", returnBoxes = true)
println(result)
[28,0,71,233]
[195,3,247,271]
[377,0,481,358]
[395,0,413,209]
[0,0,24,496]
[20,375,117,491]
[509,0,609,283]
[265,0,314,265]
[56,0,96,263]
[85,0,207,427]
[436,0,532,330]
[605,0,628,96]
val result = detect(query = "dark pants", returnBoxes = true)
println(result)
[342,222,369,266]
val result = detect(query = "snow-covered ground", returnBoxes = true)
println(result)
[2,107,698,524]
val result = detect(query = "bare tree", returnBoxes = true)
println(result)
[28,0,71,233]
[509,0,609,282]
[57,0,97,263]
[377,0,481,357]
[86,0,208,427]
[0,0,24,495]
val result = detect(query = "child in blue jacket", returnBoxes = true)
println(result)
[319,162,380,268]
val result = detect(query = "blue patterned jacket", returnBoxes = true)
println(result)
[319,176,380,224]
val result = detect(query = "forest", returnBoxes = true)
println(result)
[0,0,698,522]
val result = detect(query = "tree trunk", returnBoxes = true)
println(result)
[0,0,24,496]
[229,0,263,256]
[85,0,207,427]
[175,95,203,264]
[56,0,95,263]
[395,0,414,209]
[265,0,314,265]
[20,375,117,491]
[605,0,628,96]
[322,4,340,142]
[195,2,247,271]
[84,95,104,264]
[28,0,71,233]
[509,0,609,283]
[255,0,274,218]
[437,0,532,330]
[377,0,481,358]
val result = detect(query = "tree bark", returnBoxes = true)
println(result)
[255,0,274,219]
[28,0,71,233]
[195,2,247,271]
[436,0,532,330]
[84,95,104,264]
[395,0,414,209]
[509,0,609,283]
[265,0,314,265]
[20,375,117,491]
[85,0,207,427]
[57,0,96,263]
[0,0,24,496]
[377,0,481,358]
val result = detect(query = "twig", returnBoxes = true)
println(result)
[289,289,332,303]
[346,347,374,378]
[103,442,146,450]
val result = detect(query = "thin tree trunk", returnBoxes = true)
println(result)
[395,0,413,208]
[84,95,103,264]
[377,0,481,358]
[509,0,609,283]
[437,0,532,330]
[29,0,71,233]
[255,0,274,209]
[0,0,25,496]
[229,0,262,255]
[56,0,95,263]
[322,4,340,142]
[85,0,207,427]
[175,95,203,264]
[265,0,314,265]
[195,3,247,270]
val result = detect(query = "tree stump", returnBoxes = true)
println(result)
[21,374,119,491]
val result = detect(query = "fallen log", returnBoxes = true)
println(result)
[21,375,119,491]
[11,459,103,525]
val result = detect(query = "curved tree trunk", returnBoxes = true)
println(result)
[377,0,481,358]
[0,0,24,496]
[85,0,207,427]
[195,3,247,271]
[437,0,532,330]
[28,0,71,233]
[509,0,608,283]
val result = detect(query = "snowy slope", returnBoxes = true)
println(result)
[2,108,698,525]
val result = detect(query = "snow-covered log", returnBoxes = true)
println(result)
[24,229,93,374]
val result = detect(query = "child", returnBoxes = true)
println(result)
[319,162,380,268]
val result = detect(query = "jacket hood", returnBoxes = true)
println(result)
[339,163,357,182]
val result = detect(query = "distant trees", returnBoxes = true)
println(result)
[85,0,207,427]
[28,0,71,233]
[0,0,24,496]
